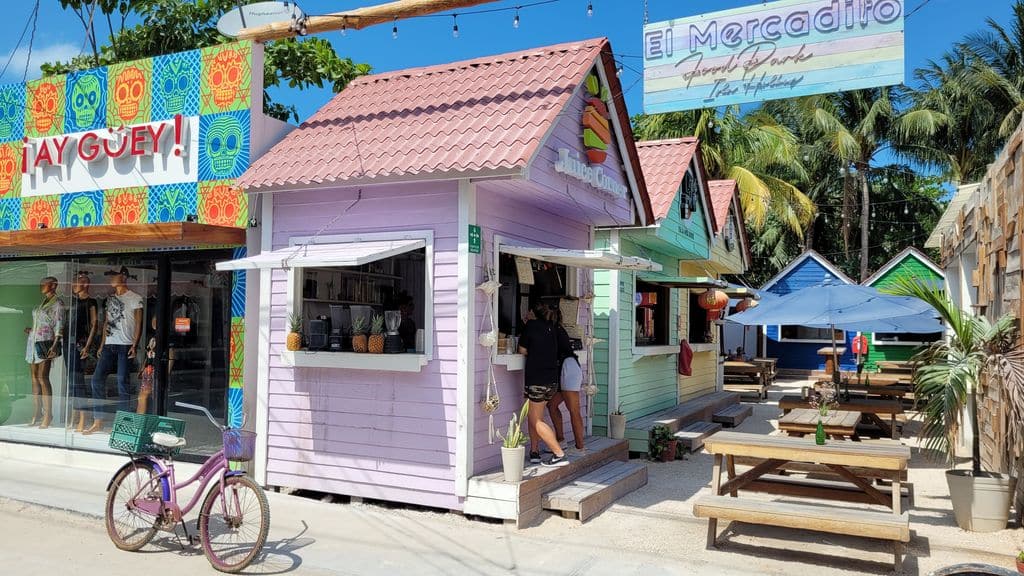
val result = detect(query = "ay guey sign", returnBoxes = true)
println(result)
[642,0,905,113]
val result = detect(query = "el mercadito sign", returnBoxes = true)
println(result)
[643,0,905,113]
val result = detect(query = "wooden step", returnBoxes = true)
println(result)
[542,460,647,522]
[723,383,767,401]
[674,421,722,452]
[712,404,752,427]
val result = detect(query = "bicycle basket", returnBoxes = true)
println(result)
[109,411,186,455]
[223,429,257,462]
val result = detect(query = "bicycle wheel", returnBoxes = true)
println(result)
[104,459,161,551]
[198,474,270,573]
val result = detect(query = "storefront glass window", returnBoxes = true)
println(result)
[635,280,670,347]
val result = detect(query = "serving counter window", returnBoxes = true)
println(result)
[635,280,670,347]
[216,234,433,372]
[496,253,581,352]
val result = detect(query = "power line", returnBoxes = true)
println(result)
[905,0,934,19]
[0,2,37,79]
[22,0,40,83]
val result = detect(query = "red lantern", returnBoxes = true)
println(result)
[735,297,758,313]
[698,289,729,321]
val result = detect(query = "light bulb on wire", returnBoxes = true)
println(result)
[903,203,909,215]
[392,18,398,39]
[587,2,593,17]
[615,63,623,77]
[452,14,459,38]
[513,7,520,28]
[871,206,876,218]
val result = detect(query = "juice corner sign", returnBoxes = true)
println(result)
[642,0,905,113]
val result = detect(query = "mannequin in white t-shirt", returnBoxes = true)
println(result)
[83,267,144,435]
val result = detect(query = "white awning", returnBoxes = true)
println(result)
[216,239,426,271]
[637,274,726,289]
[500,245,661,272]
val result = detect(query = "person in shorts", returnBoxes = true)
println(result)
[518,301,573,466]
[548,307,584,452]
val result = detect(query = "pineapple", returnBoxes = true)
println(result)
[368,315,385,354]
[286,314,303,351]
[351,316,368,353]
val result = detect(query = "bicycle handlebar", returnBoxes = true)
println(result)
[174,401,225,431]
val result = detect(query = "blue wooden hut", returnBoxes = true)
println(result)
[759,250,858,372]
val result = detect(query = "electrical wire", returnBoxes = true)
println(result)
[0,2,37,79]
[22,0,40,83]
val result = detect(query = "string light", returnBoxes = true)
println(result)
[903,203,909,215]
[615,62,623,77]
[513,7,520,28]
[452,14,459,38]
[392,17,398,39]
[587,2,593,17]
[871,206,876,218]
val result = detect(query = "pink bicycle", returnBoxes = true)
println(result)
[104,402,270,573]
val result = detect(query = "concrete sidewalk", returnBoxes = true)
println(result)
[0,445,735,576]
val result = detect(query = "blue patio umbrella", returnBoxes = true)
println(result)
[808,309,944,334]
[727,281,939,368]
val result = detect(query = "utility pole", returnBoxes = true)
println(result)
[238,0,502,42]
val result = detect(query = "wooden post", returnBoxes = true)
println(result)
[238,0,501,42]
[707,453,722,548]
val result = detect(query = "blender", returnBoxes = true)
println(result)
[384,310,403,354]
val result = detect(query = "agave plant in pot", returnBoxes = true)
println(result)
[887,277,1024,532]
[609,403,626,440]
[497,401,530,482]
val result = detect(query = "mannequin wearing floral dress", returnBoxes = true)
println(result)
[24,277,65,429]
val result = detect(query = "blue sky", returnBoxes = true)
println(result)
[1,0,1017,122]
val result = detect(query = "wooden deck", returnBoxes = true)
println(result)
[624,391,739,453]
[464,436,629,527]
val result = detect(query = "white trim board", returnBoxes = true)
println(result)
[455,180,477,498]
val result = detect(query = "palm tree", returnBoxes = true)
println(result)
[632,107,815,237]
[959,2,1024,138]
[885,276,1024,474]
[794,89,941,280]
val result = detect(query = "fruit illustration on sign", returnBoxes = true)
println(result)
[31,81,60,134]
[581,73,612,164]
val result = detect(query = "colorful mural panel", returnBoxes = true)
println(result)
[0,83,26,143]
[65,69,108,132]
[104,187,148,225]
[107,60,153,126]
[59,191,104,228]
[26,76,66,138]
[0,142,21,198]
[21,196,59,230]
[198,111,250,181]
[0,198,19,230]
[198,180,246,227]
[200,43,252,114]
[149,182,198,224]
[153,50,201,121]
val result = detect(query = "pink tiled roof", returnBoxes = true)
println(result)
[635,138,699,221]
[708,179,737,234]
[241,38,640,198]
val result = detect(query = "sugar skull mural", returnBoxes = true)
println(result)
[201,44,251,113]
[153,50,199,121]
[0,84,26,143]
[0,143,20,197]
[27,78,65,137]
[0,198,20,230]
[109,61,151,125]
[199,180,245,227]
[60,192,103,228]
[149,182,197,224]
[104,187,147,225]
[22,196,58,230]
[66,69,107,132]
[198,111,249,181]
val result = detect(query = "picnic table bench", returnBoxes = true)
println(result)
[876,360,915,375]
[723,361,768,400]
[779,395,903,439]
[778,409,861,440]
[693,431,911,570]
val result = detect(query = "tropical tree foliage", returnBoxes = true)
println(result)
[885,277,1024,472]
[44,0,370,122]
[959,3,1024,138]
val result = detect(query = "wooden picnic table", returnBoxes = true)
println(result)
[778,409,862,440]
[817,379,912,399]
[752,357,777,383]
[816,346,847,374]
[694,431,911,570]
[779,395,903,439]
[723,361,768,400]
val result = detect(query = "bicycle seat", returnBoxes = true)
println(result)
[151,432,187,449]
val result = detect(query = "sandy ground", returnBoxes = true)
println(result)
[0,377,1020,575]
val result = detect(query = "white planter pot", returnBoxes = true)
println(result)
[609,414,626,440]
[501,446,525,483]
[946,469,1017,532]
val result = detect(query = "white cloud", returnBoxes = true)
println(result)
[1,42,81,82]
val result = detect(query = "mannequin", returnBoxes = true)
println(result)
[68,272,98,433]
[136,314,175,414]
[84,267,144,435]
[24,276,65,429]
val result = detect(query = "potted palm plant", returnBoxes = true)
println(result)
[609,403,626,440]
[497,401,530,482]
[887,277,1024,532]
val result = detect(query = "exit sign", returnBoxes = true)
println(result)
[468,225,481,254]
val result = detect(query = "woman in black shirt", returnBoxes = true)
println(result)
[518,301,573,466]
